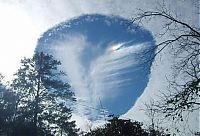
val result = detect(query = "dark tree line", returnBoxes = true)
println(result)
[84,117,169,136]
[0,52,78,136]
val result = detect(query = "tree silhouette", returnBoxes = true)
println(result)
[132,2,200,123]
[10,52,78,136]
[0,74,18,136]
[85,117,169,136]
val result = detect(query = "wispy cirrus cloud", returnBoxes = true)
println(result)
[41,31,153,123]
[0,0,198,133]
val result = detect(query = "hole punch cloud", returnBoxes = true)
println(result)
[36,14,155,121]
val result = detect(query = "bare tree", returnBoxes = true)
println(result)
[143,99,169,136]
[132,2,200,122]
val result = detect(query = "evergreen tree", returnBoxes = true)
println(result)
[11,52,78,136]
[0,74,18,136]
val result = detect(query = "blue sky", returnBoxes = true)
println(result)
[0,0,197,133]
[37,14,155,119]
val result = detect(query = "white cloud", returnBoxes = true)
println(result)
[0,2,39,80]
[47,34,152,123]
[0,0,198,133]
[0,0,196,79]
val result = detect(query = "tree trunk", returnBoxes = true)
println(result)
[33,79,41,136]
[33,96,39,136]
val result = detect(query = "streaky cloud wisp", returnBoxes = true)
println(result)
[36,14,155,122]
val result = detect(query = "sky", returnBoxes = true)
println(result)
[0,0,198,133]
[36,14,155,120]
